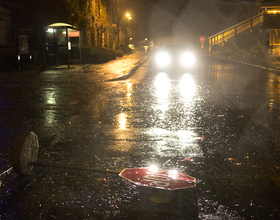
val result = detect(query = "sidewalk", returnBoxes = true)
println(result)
[52,50,149,82]
[205,49,280,73]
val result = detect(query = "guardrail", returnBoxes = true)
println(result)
[208,13,264,52]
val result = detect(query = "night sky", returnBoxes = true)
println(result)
[124,0,280,42]
[1,0,280,42]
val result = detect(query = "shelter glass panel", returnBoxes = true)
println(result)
[56,29,67,45]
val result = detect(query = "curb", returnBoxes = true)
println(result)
[108,56,150,81]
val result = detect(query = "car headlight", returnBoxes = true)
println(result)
[156,52,170,67]
[181,52,195,67]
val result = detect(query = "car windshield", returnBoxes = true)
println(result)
[163,45,186,50]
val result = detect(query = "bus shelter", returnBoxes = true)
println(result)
[45,23,81,67]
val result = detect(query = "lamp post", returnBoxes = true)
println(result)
[126,13,131,48]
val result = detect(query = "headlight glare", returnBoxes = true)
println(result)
[181,52,195,67]
[156,52,170,67]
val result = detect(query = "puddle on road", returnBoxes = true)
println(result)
[3,59,280,219]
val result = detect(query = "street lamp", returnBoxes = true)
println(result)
[126,13,131,47]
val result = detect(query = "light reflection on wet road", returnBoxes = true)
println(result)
[1,55,280,219]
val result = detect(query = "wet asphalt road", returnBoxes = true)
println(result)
[1,52,280,219]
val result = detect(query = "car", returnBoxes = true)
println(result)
[154,44,196,71]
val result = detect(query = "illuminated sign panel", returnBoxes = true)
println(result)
[69,31,79,37]
[18,35,29,54]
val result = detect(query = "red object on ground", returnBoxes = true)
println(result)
[119,168,196,190]
[199,36,205,42]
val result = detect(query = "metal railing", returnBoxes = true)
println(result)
[208,13,264,52]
